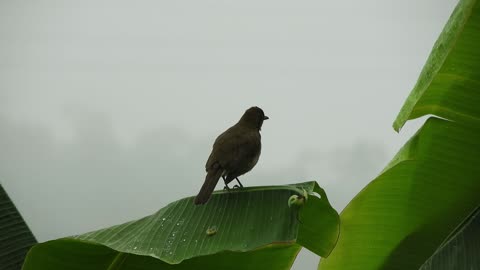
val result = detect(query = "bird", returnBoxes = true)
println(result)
[194,106,269,205]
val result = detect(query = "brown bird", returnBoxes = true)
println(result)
[194,106,269,205]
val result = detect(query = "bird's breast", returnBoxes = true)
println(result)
[248,149,261,169]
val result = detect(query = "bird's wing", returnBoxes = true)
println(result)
[205,125,260,172]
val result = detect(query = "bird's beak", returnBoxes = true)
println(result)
[264,116,269,120]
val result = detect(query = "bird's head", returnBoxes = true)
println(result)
[239,106,269,130]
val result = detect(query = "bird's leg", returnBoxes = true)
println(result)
[222,176,231,191]
[236,178,244,188]
[233,177,244,189]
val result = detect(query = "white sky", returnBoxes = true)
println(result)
[0,1,457,269]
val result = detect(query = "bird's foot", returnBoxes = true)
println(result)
[223,185,231,191]
[233,184,241,189]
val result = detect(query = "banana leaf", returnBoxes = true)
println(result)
[419,204,480,270]
[23,181,339,270]
[319,118,480,270]
[0,184,37,270]
[320,0,480,268]
[393,0,480,131]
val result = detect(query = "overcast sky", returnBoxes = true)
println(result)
[0,1,457,269]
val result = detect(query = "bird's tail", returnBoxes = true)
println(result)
[194,168,223,205]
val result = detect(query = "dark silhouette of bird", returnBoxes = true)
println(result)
[194,106,269,205]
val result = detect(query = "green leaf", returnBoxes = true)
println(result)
[319,118,480,270]
[23,181,339,270]
[0,184,37,270]
[393,0,480,131]
[419,204,480,270]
